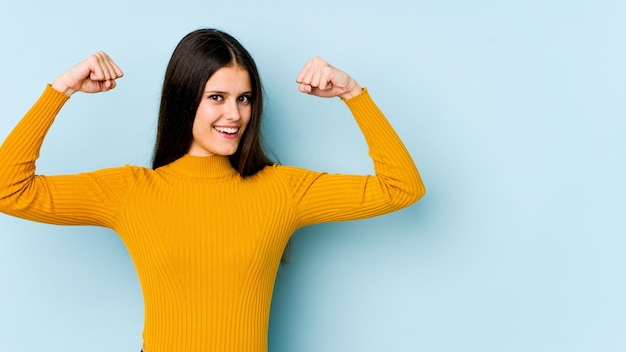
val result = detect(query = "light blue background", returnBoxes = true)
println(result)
[1,1,625,351]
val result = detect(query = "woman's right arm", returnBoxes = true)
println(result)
[0,53,126,227]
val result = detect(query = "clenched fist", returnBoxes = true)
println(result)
[52,51,124,96]
[296,57,362,100]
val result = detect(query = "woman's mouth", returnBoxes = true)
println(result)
[213,126,240,135]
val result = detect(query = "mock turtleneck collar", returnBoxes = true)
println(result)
[163,154,238,179]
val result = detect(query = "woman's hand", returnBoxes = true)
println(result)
[296,57,362,100]
[51,51,124,97]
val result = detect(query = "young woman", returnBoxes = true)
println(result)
[0,28,425,351]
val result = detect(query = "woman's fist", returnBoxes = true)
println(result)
[52,52,124,96]
[296,57,362,100]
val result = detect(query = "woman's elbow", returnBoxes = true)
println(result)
[388,176,426,209]
[404,178,426,207]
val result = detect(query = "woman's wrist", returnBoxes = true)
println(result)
[51,77,75,97]
[339,81,363,100]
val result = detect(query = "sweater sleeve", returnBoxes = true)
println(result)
[0,85,133,228]
[277,88,425,227]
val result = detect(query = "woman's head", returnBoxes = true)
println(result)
[152,28,272,176]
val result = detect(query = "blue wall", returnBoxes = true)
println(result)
[1,1,625,351]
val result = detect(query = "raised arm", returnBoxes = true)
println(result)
[282,57,425,226]
[0,53,127,226]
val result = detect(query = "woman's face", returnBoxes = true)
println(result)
[188,65,252,157]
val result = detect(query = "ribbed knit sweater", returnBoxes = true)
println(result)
[0,85,424,351]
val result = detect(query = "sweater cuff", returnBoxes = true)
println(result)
[45,84,71,103]
[342,87,372,108]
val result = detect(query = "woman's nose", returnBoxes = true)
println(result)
[224,100,241,121]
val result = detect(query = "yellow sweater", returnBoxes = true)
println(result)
[0,85,424,351]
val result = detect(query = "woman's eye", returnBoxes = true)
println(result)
[209,95,223,101]
[238,95,251,104]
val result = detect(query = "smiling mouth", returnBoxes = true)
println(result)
[213,126,240,134]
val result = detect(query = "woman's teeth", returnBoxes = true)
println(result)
[214,126,239,134]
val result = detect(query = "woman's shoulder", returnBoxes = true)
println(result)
[256,163,313,176]
[81,164,157,186]
[254,163,326,187]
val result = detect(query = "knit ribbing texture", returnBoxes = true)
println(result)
[0,85,425,351]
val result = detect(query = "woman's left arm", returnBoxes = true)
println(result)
[283,57,425,226]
